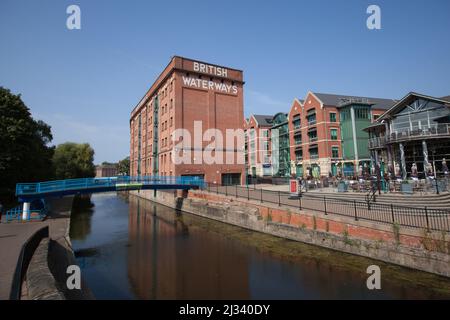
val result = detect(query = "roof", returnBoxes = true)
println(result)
[363,122,385,132]
[252,114,274,126]
[378,92,450,121]
[440,95,450,102]
[313,92,396,110]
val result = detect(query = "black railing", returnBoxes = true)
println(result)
[203,183,450,232]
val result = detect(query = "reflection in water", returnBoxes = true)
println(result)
[128,196,249,299]
[70,193,450,300]
[69,195,95,241]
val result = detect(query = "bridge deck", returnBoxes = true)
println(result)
[16,176,204,201]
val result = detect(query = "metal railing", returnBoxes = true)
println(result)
[203,183,450,232]
[369,123,450,148]
[16,176,205,196]
[5,205,48,222]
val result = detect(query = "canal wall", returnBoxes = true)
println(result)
[23,196,94,299]
[130,189,450,278]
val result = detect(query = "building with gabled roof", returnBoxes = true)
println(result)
[366,92,450,180]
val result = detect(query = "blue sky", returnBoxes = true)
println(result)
[1,0,449,163]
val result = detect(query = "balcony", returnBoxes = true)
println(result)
[308,137,318,143]
[368,123,450,149]
[310,154,319,160]
[307,119,317,126]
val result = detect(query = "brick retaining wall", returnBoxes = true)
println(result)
[131,189,450,277]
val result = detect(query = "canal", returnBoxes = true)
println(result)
[69,192,450,299]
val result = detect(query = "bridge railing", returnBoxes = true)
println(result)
[16,176,205,196]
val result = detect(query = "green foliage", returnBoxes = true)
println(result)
[342,227,354,245]
[53,142,95,179]
[117,156,130,176]
[0,87,54,206]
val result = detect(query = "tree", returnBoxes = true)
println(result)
[53,142,96,179]
[117,156,130,176]
[0,87,54,206]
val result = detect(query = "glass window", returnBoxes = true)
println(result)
[292,115,301,129]
[330,113,336,122]
[308,130,317,142]
[331,129,338,140]
[307,113,316,125]
[332,147,339,158]
[309,147,318,159]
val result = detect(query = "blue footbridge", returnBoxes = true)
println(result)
[4,176,204,222]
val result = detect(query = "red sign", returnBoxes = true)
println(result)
[290,180,298,194]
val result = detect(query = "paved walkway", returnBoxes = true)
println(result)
[0,222,43,299]
[0,197,72,300]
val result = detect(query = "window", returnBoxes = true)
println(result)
[308,129,317,142]
[295,149,303,160]
[294,134,302,145]
[309,147,319,159]
[330,113,336,122]
[170,117,173,126]
[332,147,339,158]
[331,129,338,140]
[170,99,173,109]
[373,114,380,121]
[356,107,370,119]
[306,109,316,125]
[292,115,301,129]
[261,129,269,138]
[307,113,316,125]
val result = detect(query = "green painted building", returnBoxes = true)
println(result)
[338,101,373,176]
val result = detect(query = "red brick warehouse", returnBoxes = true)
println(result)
[130,56,245,185]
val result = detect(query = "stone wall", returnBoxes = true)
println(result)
[131,189,450,278]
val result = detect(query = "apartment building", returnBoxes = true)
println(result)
[130,56,245,185]
[288,92,396,178]
[244,114,273,178]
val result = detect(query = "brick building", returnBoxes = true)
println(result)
[130,56,245,185]
[287,92,395,178]
[243,115,273,178]
[95,164,118,177]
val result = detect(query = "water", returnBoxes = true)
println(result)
[70,192,450,300]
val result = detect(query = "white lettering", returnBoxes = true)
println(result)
[66,265,81,290]
[192,61,229,78]
[367,5,381,30]
[66,5,81,30]
[181,76,238,95]
[366,265,381,289]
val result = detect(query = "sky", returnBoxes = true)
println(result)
[1,0,449,163]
